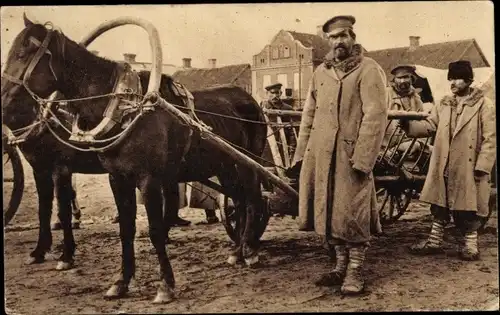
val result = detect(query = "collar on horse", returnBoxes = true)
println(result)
[68,62,144,143]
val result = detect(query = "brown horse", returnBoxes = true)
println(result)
[1,16,267,303]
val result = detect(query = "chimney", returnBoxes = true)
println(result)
[182,58,192,68]
[208,58,216,69]
[123,53,137,63]
[316,25,325,39]
[90,50,99,56]
[409,36,420,51]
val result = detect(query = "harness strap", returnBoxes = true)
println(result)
[27,36,58,81]
[24,32,55,84]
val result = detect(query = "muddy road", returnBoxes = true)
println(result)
[4,160,499,313]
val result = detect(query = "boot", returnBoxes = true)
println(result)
[315,245,348,286]
[341,246,366,295]
[458,231,480,261]
[409,221,445,255]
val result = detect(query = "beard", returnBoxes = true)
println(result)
[396,81,411,92]
[333,45,350,60]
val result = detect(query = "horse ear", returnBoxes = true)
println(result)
[23,12,34,27]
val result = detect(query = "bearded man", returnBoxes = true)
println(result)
[401,60,496,261]
[291,15,388,295]
[383,64,426,156]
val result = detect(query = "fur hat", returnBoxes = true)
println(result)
[448,60,474,81]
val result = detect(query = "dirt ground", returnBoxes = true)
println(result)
[4,157,499,314]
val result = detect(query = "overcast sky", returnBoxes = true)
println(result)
[1,2,495,68]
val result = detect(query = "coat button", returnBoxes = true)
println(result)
[469,145,473,149]
[469,158,472,162]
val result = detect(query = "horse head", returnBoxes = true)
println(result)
[1,14,65,129]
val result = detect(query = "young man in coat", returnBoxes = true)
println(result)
[261,83,297,157]
[291,15,388,295]
[400,60,496,260]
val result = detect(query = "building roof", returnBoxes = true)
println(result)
[171,64,251,91]
[365,39,490,76]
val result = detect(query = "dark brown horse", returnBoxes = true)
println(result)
[1,16,267,303]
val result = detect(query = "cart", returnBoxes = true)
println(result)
[218,108,497,242]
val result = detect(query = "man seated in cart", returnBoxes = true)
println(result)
[399,60,496,261]
[382,64,430,160]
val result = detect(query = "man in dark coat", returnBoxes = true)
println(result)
[261,83,297,166]
[291,15,387,295]
[261,83,297,153]
[401,60,496,260]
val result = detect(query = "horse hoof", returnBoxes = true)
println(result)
[25,255,44,265]
[152,286,175,304]
[71,222,81,229]
[56,260,74,271]
[244,255,259,267]
[227,255,238,265]
[104,283,128,299]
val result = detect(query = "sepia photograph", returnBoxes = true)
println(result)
[1,2,498,313]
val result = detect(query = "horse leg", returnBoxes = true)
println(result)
[70,176,81,229]
[162,182,180,244]
[218,173,246,265]
[139,175,175,304]
[53,168,77,270]
[26,168,54,265]
[104,173,137,299]
[240,169,263,267]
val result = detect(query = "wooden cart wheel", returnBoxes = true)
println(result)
[377,187,413,225]
[220,195,270,244]
[3,143,24,227]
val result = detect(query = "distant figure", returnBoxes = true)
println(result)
[261,82,297,165]
[190,179,221,225]
[401,60,496,261]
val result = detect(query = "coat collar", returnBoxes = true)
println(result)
[440,88,484,109]
[323,44,364,78]
[443,88,485,139]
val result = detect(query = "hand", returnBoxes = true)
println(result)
[474,170,488,182]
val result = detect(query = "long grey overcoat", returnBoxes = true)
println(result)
[405,88,496,216]
[292,55,388,243]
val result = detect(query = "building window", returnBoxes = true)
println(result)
[277,73,288,90]
[299,54,304,60]
[261,58,265,64]
[284,46,290,58]
[279,44,284,58]
[272,47,279,59]
[263,74,271,90]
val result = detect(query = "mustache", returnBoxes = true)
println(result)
[335,44,347,50]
